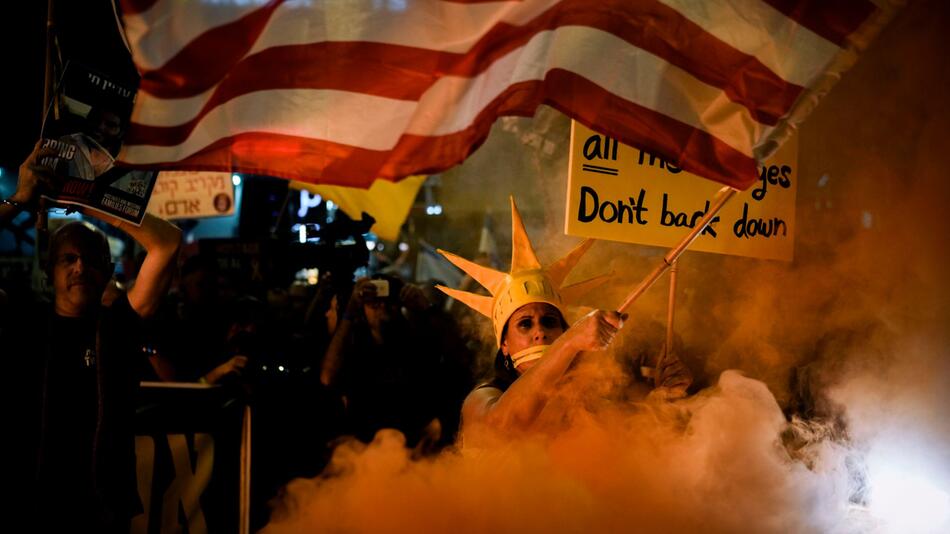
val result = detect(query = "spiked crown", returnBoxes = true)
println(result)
[437,197,606,347]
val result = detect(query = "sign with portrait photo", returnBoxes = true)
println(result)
[39,62,158,225]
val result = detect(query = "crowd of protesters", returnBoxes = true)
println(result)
[1,145,694,532]
[1,143,486,531]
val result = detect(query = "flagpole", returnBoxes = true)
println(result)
[617,186,737,314]
[665,259,677,353]
[33,0,55,293]
[42,0,54,115]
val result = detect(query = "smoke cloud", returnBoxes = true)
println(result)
[266,368,859,534]
[265,1,949,532]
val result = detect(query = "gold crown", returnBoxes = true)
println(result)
[437,197,607,347]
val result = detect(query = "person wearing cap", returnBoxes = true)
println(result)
[437,198,691,440]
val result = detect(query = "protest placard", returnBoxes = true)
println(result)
[566,121,798,261]
[40,62,158,225]
[147,171,235,219]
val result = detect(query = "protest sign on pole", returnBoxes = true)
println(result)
[566,121,798,261]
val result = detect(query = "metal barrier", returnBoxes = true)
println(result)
[131,382,249,534]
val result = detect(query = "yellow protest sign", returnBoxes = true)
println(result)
[566,122,797,261]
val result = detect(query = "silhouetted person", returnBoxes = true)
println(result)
[3,142,181,532]
[320,275,442,446]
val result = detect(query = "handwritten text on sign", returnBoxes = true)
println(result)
[147,171,235,220]
[565,121,797,261]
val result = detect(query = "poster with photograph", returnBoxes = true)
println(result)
[39,62,157,225]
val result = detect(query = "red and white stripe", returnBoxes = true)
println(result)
[117,0,896,190]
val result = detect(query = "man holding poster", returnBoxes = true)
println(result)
[2,142,181,532]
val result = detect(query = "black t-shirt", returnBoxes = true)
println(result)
[42,313,100,508]
[6,294,145,530]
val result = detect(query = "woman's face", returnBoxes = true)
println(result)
[501,302,565,369]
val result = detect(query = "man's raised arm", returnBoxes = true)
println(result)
[6,142,181,318]
[89,211,181,318]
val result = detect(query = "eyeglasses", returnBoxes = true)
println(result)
[56,252,109,270]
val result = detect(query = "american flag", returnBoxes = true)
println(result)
[117,0,898,190]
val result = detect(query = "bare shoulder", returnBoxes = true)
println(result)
[461,385,503,425]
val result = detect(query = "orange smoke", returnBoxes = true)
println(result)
[265,369,851,534]
[265,0,950,531]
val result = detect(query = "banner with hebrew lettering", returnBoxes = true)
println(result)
[39,62,159,225]
[147,171,235,219]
